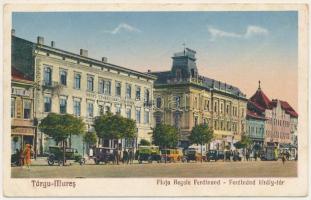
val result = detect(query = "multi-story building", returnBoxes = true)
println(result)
[248,83,298,150]
[12,33,156,155]
[246,86,267,149]
[151,48,247,149]
[11,68,35,154]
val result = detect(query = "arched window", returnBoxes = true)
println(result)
[156,97,162,108]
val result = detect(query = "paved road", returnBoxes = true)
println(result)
[11,160,297,178]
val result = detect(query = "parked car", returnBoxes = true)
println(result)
[183,148,203,162]
[93,147,115,164]
[47,146,85,166]
[206,150,231,161]
[138,146,161,164]
[160,148,184,162]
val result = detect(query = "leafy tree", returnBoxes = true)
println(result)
[83,132,97,147]
[39,113,86,165]
[140,139,151,146]
[94,112,137,148]
[189,124,214,162]
[152,124,178,149]
[234,135,252,149]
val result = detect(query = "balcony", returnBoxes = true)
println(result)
[41,80,59,88]
[11,118,34,127]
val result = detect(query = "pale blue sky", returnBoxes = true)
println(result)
[12,11,298,109]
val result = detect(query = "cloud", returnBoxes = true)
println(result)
[208,25,269,41]
[104,23,141,34]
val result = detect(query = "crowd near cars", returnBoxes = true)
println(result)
[42,145,295,166]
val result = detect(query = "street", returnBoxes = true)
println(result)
[11,159,297,178]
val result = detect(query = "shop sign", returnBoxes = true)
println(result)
[12,127,34,135]
[12,87,31,97]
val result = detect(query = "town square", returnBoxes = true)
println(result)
[10,11,298,178]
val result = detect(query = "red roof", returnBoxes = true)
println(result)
[249,88,272,109]
[271,99,298,118]
[246,110,266,120]
[12,67,33,82]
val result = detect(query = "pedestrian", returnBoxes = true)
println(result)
[246,150,250,161]
[282,153,286,165]
[128,148,134,164]
[19,147,24,167]
[89,147,94,160]
[23,144,32,169]
[113,148,118,165]
[286,151,290,161]
[230,150,233,162]
[123,149,129,164]
[117,147,122,165]
[254,152,258,161]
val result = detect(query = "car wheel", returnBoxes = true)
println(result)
[48,159,54,166]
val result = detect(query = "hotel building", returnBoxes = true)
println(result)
[11,32,156,155]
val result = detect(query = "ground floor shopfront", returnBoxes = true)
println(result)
[11,126,35,154]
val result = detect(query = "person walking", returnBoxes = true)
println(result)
[23,144,32,169]
[123,149,129,164]
[128,148,134,164]
[282,153,286,165]
[113,148,118,165]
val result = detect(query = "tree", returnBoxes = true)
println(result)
[140,139,151,146]
[152,124,178,149]
[83,132,97,147]
[189,124,214,162]
[234,135,252,149]
[39,113,86,165]
[93,112,137,148]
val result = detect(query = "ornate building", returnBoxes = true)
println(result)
[12,33,156,155]
[248,83,298,149]
[11,68,36,154]
[151,48,247,149]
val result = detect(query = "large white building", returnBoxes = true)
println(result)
[12,33,156,155]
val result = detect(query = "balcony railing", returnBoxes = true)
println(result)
[41,80,59,88]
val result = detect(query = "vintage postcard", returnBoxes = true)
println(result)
[2,1,309,197]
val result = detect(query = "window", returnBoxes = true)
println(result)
[207,100,210,111]
[203,118,207,125]
[176,69,181,81]
[44,67,52,86]
[73,100,81,116]
[126,84,132,98]
[115,82,121,96]
[175,96,180,108]
[126,108,131,119]
[144,89,150,104]
[226,105,229,114]
[74,73,81,89]
[116,105,121,115]
[135,87,141,100]
[59,98,67,114]
[156,97,162,108]
[44,96,52,112]
[155,116,161,125]
[227,122,230,131]
[105,106,110,114]
[60,70,67,86]
[214,102,218,113]
[99,79,111,95]
[136,109,141,123]
[87,102,94,117]
[99,105,104,115]
[87,76,94,92]
[23,100,31,119]
[144,110,150,124]
[220,103,223,114]
[11,98,15,118]
[194,116,198,126]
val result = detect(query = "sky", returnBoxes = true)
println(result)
[12,11,298,110]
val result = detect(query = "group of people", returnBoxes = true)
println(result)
[12,144,33,168]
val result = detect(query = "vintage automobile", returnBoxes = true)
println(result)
[93,147,115,164]
[160,148,184,162]
[206,150,225,162]
[47,146,85,166]
[183,148,204,162]
[138,145,161,164]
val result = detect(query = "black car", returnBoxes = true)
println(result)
[93,147,115,164]
[183,148,197,162]
[206,150,226,161]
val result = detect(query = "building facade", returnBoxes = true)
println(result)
[11,68,36,154]
[248,83,298,150]
[12,34,156,155]
[151,48,247,149]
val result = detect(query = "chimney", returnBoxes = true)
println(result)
[11,29,15,36]
[51,41,55,48]
[37,36,44,45]
[101,57,108,63]
[80,49,88,57]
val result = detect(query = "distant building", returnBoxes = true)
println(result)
[151,48,247,149]
[11,33,156,155]
[11,68,35,153]
[248,82,298,150]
